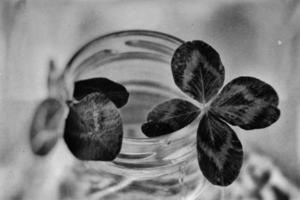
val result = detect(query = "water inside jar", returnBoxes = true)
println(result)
[121,82,176,138]
[78,51,183,139]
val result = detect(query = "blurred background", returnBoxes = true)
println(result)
[0,0,299,199]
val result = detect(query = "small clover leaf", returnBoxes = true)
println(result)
[141,99,200,137]
[30,78,129,161]
[197,111,243,186]
[141,40,280,186]
[64,92,123,161]
[171,40,225,103]
[30,98,65,156]
[210,76,280,130]
[73,78,129,108]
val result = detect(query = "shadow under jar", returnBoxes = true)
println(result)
[61,30,208,200]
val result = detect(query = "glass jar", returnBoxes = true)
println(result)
[58,30,208,200]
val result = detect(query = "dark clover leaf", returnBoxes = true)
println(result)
[30,98,65,156]
[211,76,280,130]
[64,92,123,161]
[171,40,224,103]
[197,112,243,186]
[74,78,129,108]
[141,99,200,137]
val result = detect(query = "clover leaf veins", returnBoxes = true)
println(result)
[30,77,129,161]
[141,40,280,186]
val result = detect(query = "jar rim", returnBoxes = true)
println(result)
[65,29,184,72]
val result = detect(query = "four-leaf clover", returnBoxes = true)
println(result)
[141,41,280,186]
